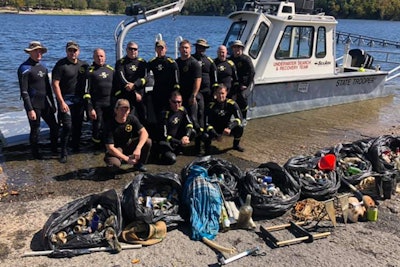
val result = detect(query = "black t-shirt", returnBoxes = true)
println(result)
[176,56,202,101]
[104,114,143,148]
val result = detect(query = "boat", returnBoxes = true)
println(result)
[115,0,400,120]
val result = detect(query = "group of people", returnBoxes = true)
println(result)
[17,38,255,172]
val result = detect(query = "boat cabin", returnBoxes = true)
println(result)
[223,0,338,83]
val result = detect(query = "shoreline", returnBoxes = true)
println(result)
[0,7,112,16]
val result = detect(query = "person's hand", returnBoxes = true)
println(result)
[130,148,141,164]
[125,82,134,91]
[240,85,247,91]
[28,110,36,121]
[135,92,142,102]
[223,128,231,136]
[189,94,197,105]
[89,109,97,120]
[60,101,70,113]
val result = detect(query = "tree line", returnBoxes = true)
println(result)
[2,0,400,20]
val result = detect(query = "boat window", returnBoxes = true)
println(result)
[316,27,326,58]
[249,23,269,59]
[223,21,247,54]
[275,26,314,59]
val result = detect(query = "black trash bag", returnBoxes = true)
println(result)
[367,135,400,199]
[181,156,242,201]
[121,172,184,229]
[42,189,122,250]
[334,142,374,185]
[239,162,301,218]
[284,154,340,201]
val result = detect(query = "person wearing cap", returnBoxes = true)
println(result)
[147,40,180,128]
[228,40,255,119]
[157,91,195,165]
[192,38,218,108]
[113,41,147,124]
[214,45,239,97]
[203,83,245,153]
[52,40,89,163]
[103,98,152,173]
[83,48,115,153]
[175,39,203,156]
[17,41,59,159]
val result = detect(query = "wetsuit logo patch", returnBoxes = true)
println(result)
[99,72,109,79]
[129,65,137,72]
[37,70,45,77]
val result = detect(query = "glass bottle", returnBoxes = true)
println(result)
[237,194,255,229]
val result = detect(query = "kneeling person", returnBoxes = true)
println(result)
[204,84,244,154]
[104,99,152,172]
[158,91,195,164]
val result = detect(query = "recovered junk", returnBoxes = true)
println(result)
[335,142,374,185]
[121,172,183,229]
[239,162,301,218]
[367,135,400,199]
[181,156,242,201]
[121,220,167,246]
[42,189,122,252]
[284,154,341,201]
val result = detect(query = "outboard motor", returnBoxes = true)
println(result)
[349,49,374,69]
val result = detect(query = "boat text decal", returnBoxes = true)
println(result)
[336,77,375,87]
[273,60,311,71]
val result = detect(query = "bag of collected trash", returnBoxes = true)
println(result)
[121,172,183,229]
[181,156,242,201]
[182,165,222,241]
[335,142,374,185]
[42,189,122,251]
[239,162,301,218]
[284,154,341,200]
[367,135,400,199]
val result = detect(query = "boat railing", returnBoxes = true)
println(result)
[114,0,186,60]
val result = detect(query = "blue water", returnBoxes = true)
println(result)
[1,14,400,114]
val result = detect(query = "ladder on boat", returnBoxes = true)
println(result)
[114,0,186,60]
[336,31,400,48]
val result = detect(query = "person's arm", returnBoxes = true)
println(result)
[17,65,35,119]
[132,127,149,161]
[52,79,69,113]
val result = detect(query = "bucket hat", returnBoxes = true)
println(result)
[230,40,244,48]
[24,41,47,53]
[195,38,210,48]
[121,220,167,246]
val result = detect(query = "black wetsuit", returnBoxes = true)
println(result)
[83,63,115,144]
[52,57,88,152]
[214,58,239,97]
[229,54,255,118]
[192,53,218,105]
[114,56,147,123]
[175,56,203,130]
[18,57,59,156]
[205,98,244,149]
[103,114,151,167]
[147,56,180,118]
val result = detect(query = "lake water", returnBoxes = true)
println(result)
[1,13,400,164]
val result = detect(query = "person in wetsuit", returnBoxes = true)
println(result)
[214,45,238,97]
[147,40,180,126]
[83,48,115,152]
[52,41,89,163]
[17,41,59,159]
[157,91,195,164]
[104,99,152,173]
[228,40,255,119]
[203,83,245,154]
[176,39,203,155]
[113,41,147,124]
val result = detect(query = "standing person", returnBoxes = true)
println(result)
[157,91,195,165]
[52,41,88,163]
[83,48,115,152]
[175,39,203,155]
[17,41,59,159]
[203,83,245,154]
[104,99,152,173]
[229,40,255,119]
[114,41,147,124]
[147,40,180,122]
[192,38,218,110]
[214,45,238,97]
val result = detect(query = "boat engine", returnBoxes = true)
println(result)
[349,49,374,69]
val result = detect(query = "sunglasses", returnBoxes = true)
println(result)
[171,100,182,104]
[68,48,77,52]
[128,47,138,51]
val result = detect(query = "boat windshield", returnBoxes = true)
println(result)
[223,21,246,51]
[275,26,314,59]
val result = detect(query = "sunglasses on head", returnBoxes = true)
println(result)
[128,47,138,51]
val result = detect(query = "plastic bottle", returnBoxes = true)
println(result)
[221,206,230,231]
[347,166,362,175]
[237,194,256,229]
